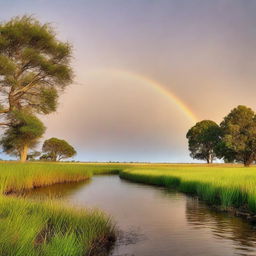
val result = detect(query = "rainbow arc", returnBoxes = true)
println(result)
[82,69,198,123]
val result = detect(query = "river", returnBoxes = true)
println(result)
[25,175,256,256]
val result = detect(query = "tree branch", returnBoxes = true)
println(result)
[13,72,44,97]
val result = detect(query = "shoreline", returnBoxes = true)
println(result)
[4,177,90,195]
[119,170,256,225]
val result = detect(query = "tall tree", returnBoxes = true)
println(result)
[220,105,256,166]
[0,111,45,162]
[42,137,76,161]
[0,16,73,123]
[186,120,221,163]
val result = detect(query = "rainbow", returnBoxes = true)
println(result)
[82,69,198,123]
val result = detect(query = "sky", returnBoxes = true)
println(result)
[1,0,256,162]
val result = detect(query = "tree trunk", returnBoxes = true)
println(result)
[53,154,57,161]
[244,159,253,167]
[243,153,254,167]
[210,154,213,164]
[20,144,28,162]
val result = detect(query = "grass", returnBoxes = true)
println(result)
[0,162,121,194]
[0,196,114,256]
[0,162,120,256]
[119,164,256,213]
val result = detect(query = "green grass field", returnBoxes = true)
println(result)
[2,162,256,255]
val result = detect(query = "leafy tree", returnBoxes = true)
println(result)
[0,15,73,124]
[0,111,45,162]
[186,120,221,163]
[42,137,76,161]
[220,105,256,166]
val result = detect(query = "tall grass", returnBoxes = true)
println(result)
[0,196,114,256]
[0,162,121,194]
[0,162,120,256]
[119,165,256,213]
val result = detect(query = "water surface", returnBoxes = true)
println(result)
[26,175,256,256]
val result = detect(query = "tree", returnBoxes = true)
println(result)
[0,16,72,124]
[42,138,76,161]
[186,120,221,163]
[220,105,256,166]
[0,111,45,162]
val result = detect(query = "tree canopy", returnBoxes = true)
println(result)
[0,16,73,119]
[42,137,76,161]
[186,120,221,163]
[0,111,45,162]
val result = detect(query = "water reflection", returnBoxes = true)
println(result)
[186,198,256,255]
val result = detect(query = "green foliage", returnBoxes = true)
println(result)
[186,120,221,163]
[0,111,45,157]
[42,138,76,161]
[39,87,58,114]
[0,15,73,115]
[220,105,256,166]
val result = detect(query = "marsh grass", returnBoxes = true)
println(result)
[119,165,256,213]
[0,162,121,194]
[0,196,114,256]
[0,162,119,256]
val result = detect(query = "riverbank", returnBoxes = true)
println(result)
[0,162,122,194]
[119,165,256,219]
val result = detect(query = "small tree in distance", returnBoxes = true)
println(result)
[42,137,76,161]
[186,120,221,163]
